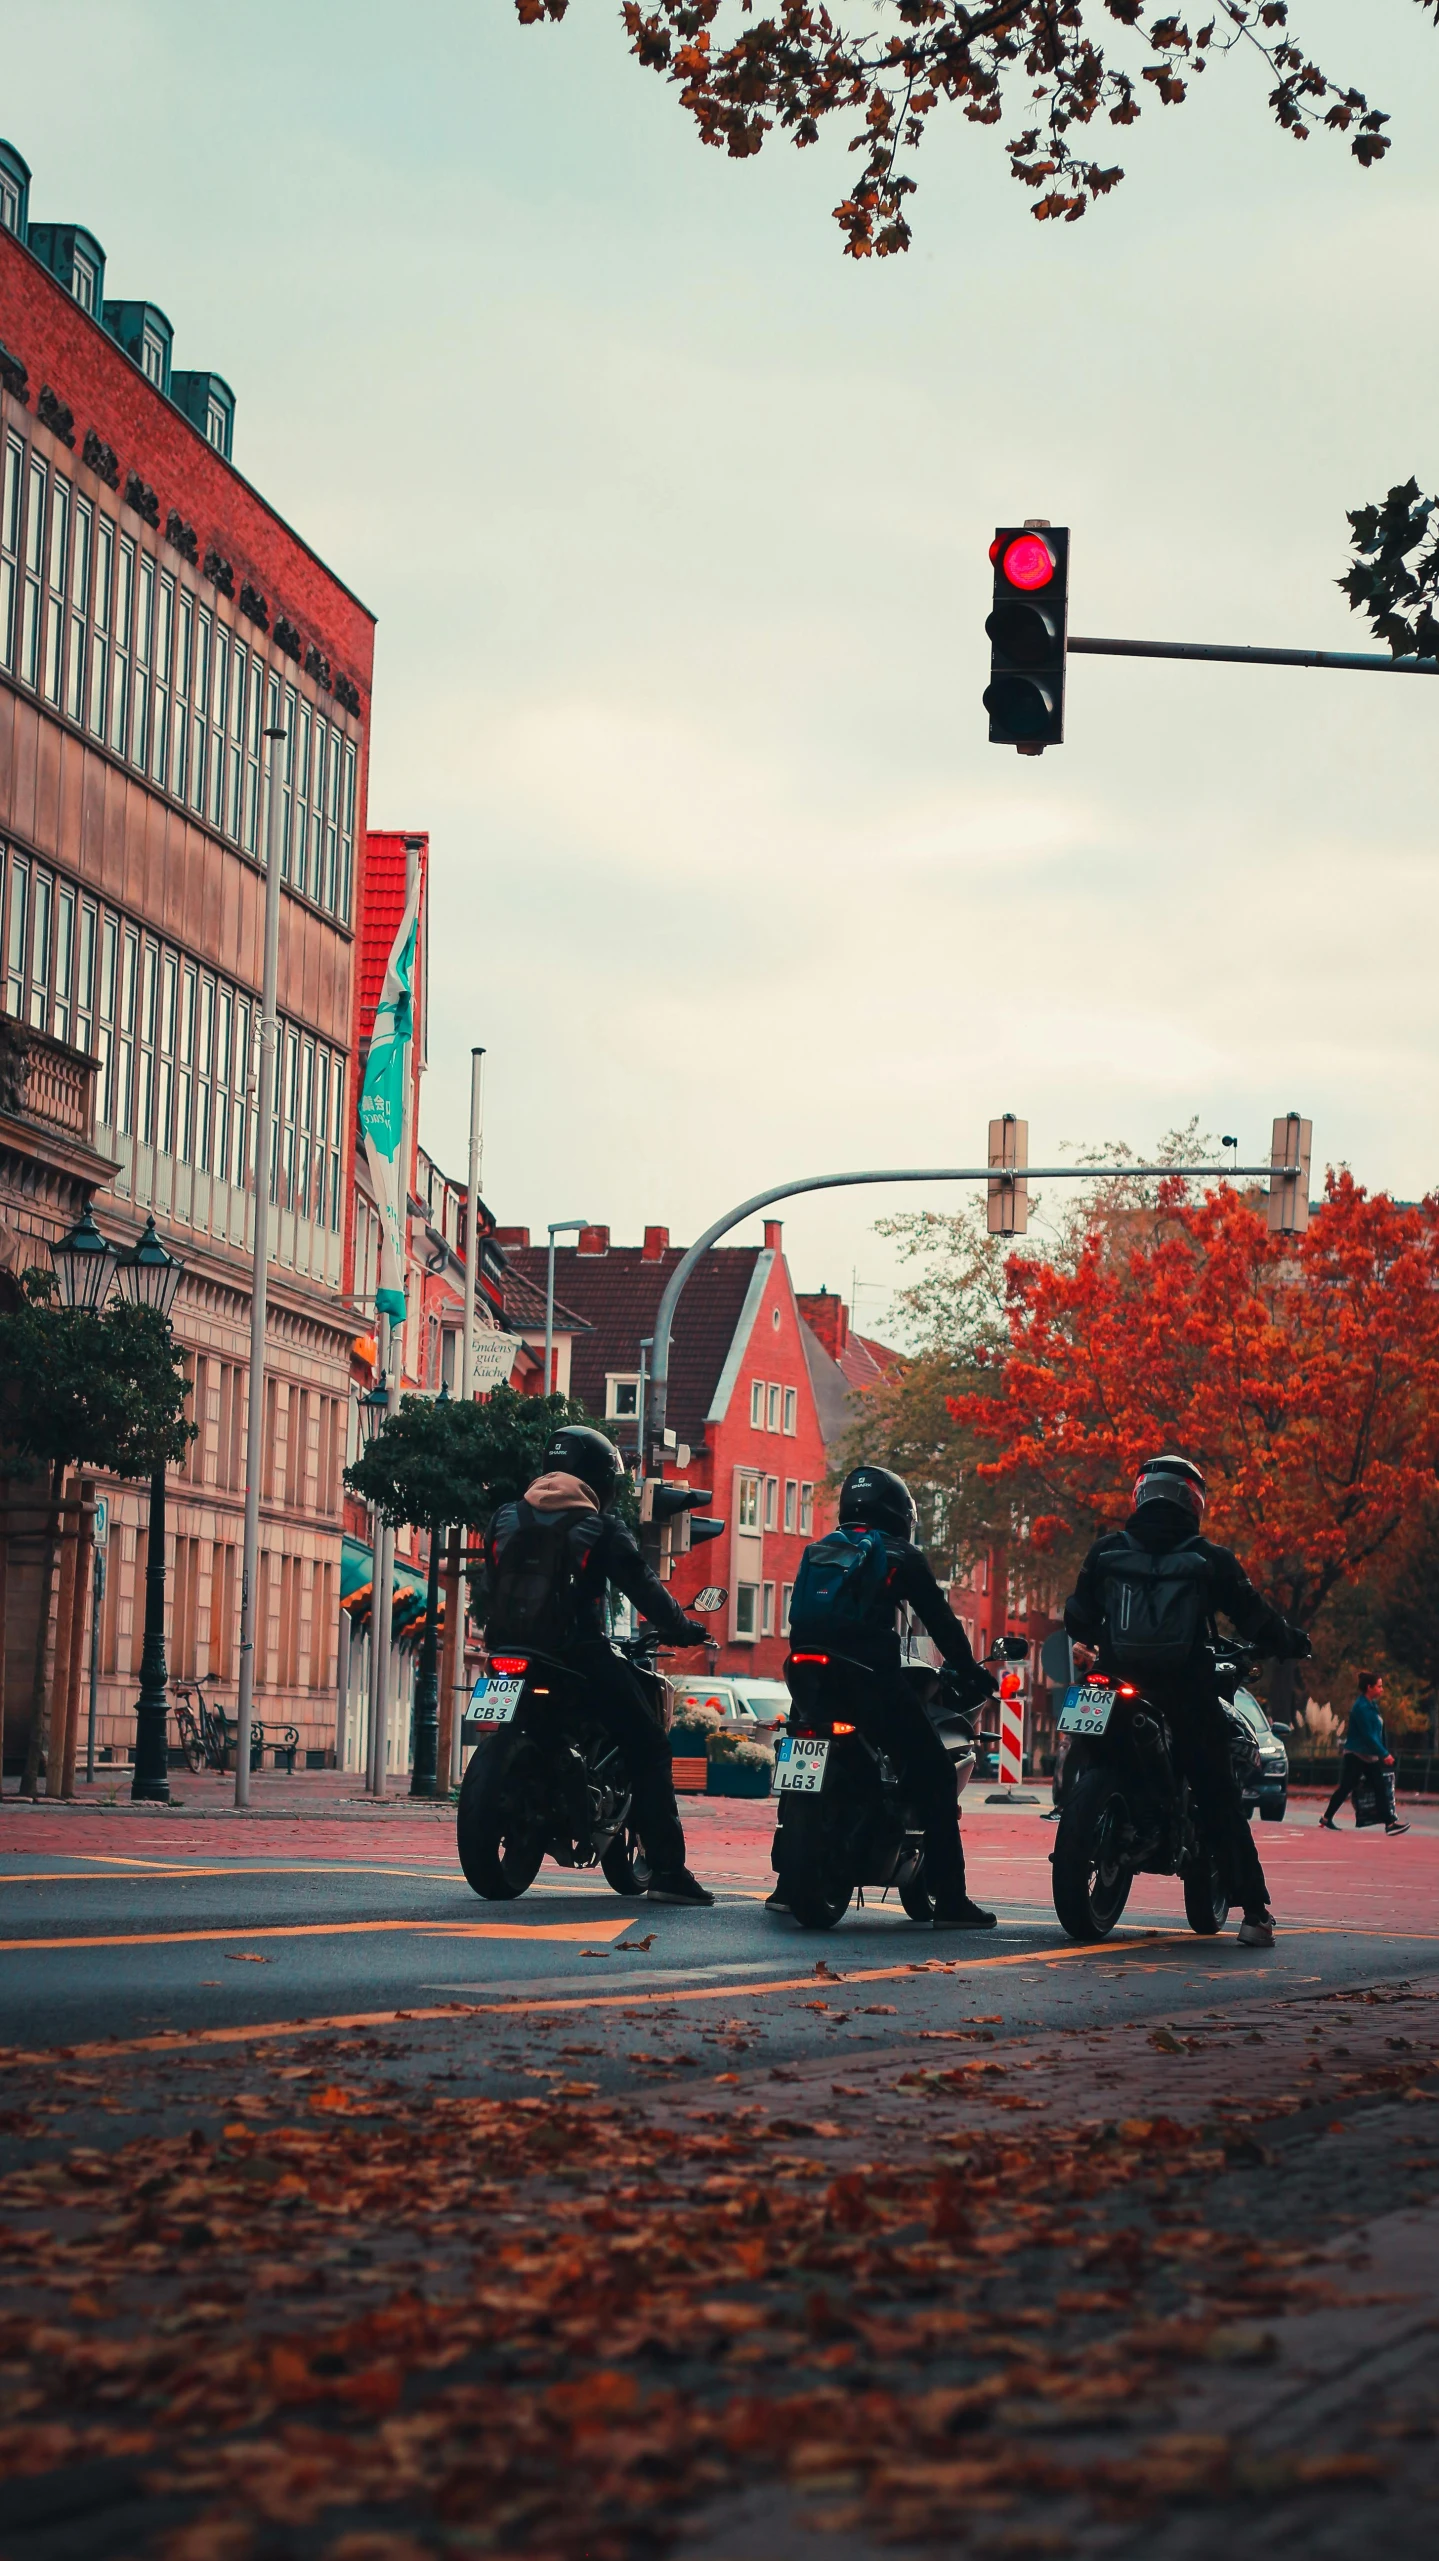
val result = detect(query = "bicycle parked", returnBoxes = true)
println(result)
[170,1676,298,1775]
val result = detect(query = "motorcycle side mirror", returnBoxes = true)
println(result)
[1270,1721,1292,1736]
[1039,1631,1072,1685]
[1000,1635,1029,1660]
[691,1587,727,1613]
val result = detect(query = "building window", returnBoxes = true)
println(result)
[67,498,90,722]
[735,1584,759,1640]
[605,1375,640,1420]
[750,1379,764,1430]
[764,1475,778,1531]
[88,513,112,737]
[20,453,43,687]
[784,1480,797,1534]
[781,1581,794,1630]
[762,1582,775,1635]
[141,328,166,388]
[767,1383,781,1431]
[737,1475,761,1532]
[0,171,19,236]
[205,396,227,451]
[783,1385,797,1435]
[799,1482,814,1535]
[0,435,21,672]
[72,253,96,313]
[41,475,67,706]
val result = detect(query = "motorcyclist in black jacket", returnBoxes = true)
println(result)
[778,1464,1000,1930]
[1064,1453,1310,1948]
[484,1424,715,1907]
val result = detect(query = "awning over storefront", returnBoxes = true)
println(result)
[341,1534,424,1632]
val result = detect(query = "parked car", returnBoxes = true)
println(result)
[725,1678,791,1737]
[664,1675,761,1737]
[1228,1686,1290,1821]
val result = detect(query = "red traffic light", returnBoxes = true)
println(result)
[999,533,1056,592]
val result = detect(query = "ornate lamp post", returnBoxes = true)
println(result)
[410,1383,447,1799]
[112,1218,186,1803]
[48,1204,120,1313]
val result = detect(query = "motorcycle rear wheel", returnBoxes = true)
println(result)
[897,1862,935,1922]
[456,1739,548,1900]
[600,1826,652,1896]
[1051,1771,1134,1941]
[781,1818,854,1929]
[1182,1852,1231,1935]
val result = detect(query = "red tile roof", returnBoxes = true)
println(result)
[360,831,428,1050]
[497,1242,764,1449]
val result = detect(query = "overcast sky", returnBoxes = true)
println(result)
[6,2,1439,1337]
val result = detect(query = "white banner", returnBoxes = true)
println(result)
[469,1328,517,1393]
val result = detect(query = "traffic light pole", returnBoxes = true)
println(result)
[641,1156,1284,1566]
[1069,636,1439,677]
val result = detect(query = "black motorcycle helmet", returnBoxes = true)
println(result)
[838,1464,918,1542]
[541,1422,625,1507]
[1131,1452,1206,1526]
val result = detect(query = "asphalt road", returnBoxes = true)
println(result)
[2,1791,1434,2081]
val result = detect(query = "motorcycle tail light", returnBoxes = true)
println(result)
[790,1652,831,1665]
[830,1721,856,1736]
[489,1655,530,1676]
[1116,1683,1138,1698]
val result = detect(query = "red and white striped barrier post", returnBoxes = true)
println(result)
[998,1670,1025,1786]
[985,1662,1040,1803]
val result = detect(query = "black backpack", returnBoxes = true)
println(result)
[486,1503,599,1648]
[1098,1532,1211,1683]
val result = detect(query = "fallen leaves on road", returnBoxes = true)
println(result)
[0,1998,1434,2559]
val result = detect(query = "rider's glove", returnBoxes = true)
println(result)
[681,1619,710,1647]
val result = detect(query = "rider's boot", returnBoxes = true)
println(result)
[646,1867,716,1907]
[1237,1907,1276,1947]
[932,1896,997,1930]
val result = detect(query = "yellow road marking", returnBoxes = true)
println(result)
[0,1915,632,1955]
[0,1930,1215,2063]
[0,1863,471,1887]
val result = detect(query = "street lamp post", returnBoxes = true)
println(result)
[410,1386,448,1799]
[111,1216,186,1803]
[544,1219,588,1399]
[355,1375,389,1780]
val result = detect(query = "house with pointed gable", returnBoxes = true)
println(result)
[492,1220,833,1676]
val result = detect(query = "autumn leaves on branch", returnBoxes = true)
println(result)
[515,3,1398,256]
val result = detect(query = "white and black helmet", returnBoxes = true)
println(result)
[1131,1453,1206,1525]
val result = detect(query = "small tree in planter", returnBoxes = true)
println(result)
[0,1276,195,1787]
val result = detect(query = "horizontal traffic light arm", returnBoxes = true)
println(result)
[1070,635,1439,675]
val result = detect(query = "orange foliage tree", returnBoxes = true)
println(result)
[949,1173,1439,1628]
[516,3,1398,257]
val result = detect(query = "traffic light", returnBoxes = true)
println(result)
[1267,1113,1312,1235]
[984,524,1069,753]
[987,1113,1029,1236]
[640,1480,726,1577]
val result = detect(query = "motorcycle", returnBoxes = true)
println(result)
[1049,1642,1269,1941]
[768,1637,1025,1931]
[456,1600,722,1902]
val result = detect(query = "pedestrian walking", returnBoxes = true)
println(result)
[1320,1673,1409,1835]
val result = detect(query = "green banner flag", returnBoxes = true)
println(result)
[359,874,421,1323]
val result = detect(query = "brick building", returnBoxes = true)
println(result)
[0,136,371,1772]
[494,1222,834,1678]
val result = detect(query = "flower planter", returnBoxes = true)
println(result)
[706,1758,772,1799]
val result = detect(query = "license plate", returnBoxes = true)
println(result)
[474,1676,524,1724]
[1059,1683,1114,1738]
[773,1736,830,1794]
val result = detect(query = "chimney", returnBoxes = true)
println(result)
[763,1219,783,1251]
[493,1226,530,1250]
[576,1225,610,1257]
[642,1225,669,1261]
[797,1288,849,1361]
